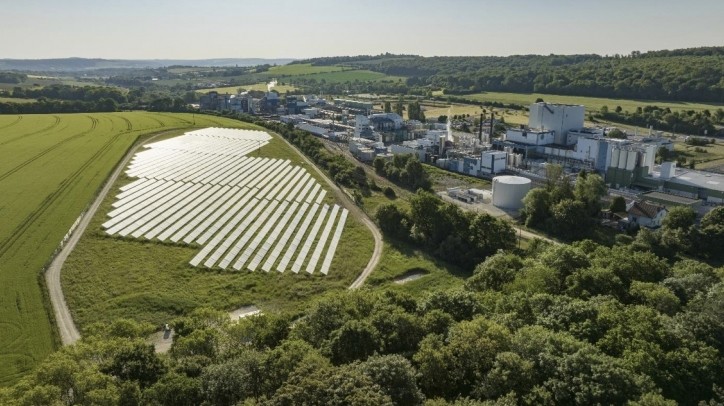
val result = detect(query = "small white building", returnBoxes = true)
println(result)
[481,151,507,174]
[627,200,668,228]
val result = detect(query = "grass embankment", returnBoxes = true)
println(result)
[0,112,248,385]
[61,128,373,331]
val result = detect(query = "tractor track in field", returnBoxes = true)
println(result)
[119,116,133,131]
[143,113,167,129]
[0,115,23,131]
[155,112,193,125]
[0,117,109,258]
[0,115,60,147]
[0,116,96,182]
[45,130,179,345]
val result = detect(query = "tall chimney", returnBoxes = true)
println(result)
[479,113,484,143]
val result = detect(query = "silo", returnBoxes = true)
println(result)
[492,176,532,210]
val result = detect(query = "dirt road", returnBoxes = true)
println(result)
[45,130,176,346]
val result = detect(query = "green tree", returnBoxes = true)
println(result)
[353,355,424,405]
[607,128,627,139]
[522,188,551,228]
[610,195,627,213]
[200,349,265,405]
[143,373,202,406]
[327,320,383,365]
[662,206,696,231]
[383,101,391,113]
[574,172,607,215]
[102,343,166,389]
[466,252,524,292]
[549,199,590,239]
[394,96,404,116]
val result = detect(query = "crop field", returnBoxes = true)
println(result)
[421,103,529,126]
[267,63,346,76]
[61,127,373,332]
[0,112,251,385]
[290,70,406,84]
[0,97,37,104]
[441,90,723,113]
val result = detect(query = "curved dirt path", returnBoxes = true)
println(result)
[272,135,383,289]
[45,130,178,345]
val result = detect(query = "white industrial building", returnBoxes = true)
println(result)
[505,129,555,146]
[528,102,585,145]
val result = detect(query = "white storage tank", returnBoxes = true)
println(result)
[492,176,532,210]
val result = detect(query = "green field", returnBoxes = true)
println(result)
[197,82,298,94]
[61,128,374,331]
[291,70,405,84]
[0,77,95,91]
[442,90,723,114]
[0,97,37,104]
[0,112,251,385]
[267,63,346,76]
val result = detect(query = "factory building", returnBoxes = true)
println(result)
[436,150,508,177]
[334,98,374,113]
[528,102,585,145]
[369,113,405,131]
[199,91,232,111]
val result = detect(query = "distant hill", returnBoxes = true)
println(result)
[297,47,724,103]
[0,58,296,72]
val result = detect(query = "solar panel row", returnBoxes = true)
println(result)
[104,128,347,275]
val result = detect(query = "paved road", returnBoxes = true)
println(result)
[273,135,383,289]
[45,131,176,346]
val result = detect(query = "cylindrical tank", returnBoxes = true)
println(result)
[492,176,532,210]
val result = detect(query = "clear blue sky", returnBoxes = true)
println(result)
[1,0,722,59]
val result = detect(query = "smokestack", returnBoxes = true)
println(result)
[489,109,494,141]
[478,113,483,143]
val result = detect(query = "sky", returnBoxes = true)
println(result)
[1,0,723,59]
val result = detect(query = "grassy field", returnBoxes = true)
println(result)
[61,128,374,331]
[267,63,346,76]
[421,103,529,126]
[197,83,298,94]
[438,90,723,114]
[0,112,251,385]
[0,97,37,104]
[674,139,724,171]
[0,77,94,91]
[291,70,406,84]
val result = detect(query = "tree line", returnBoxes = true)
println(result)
[301,47,724,102]
[2,238,721,405]
[0,72,27,84]
[596,105,723,136]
